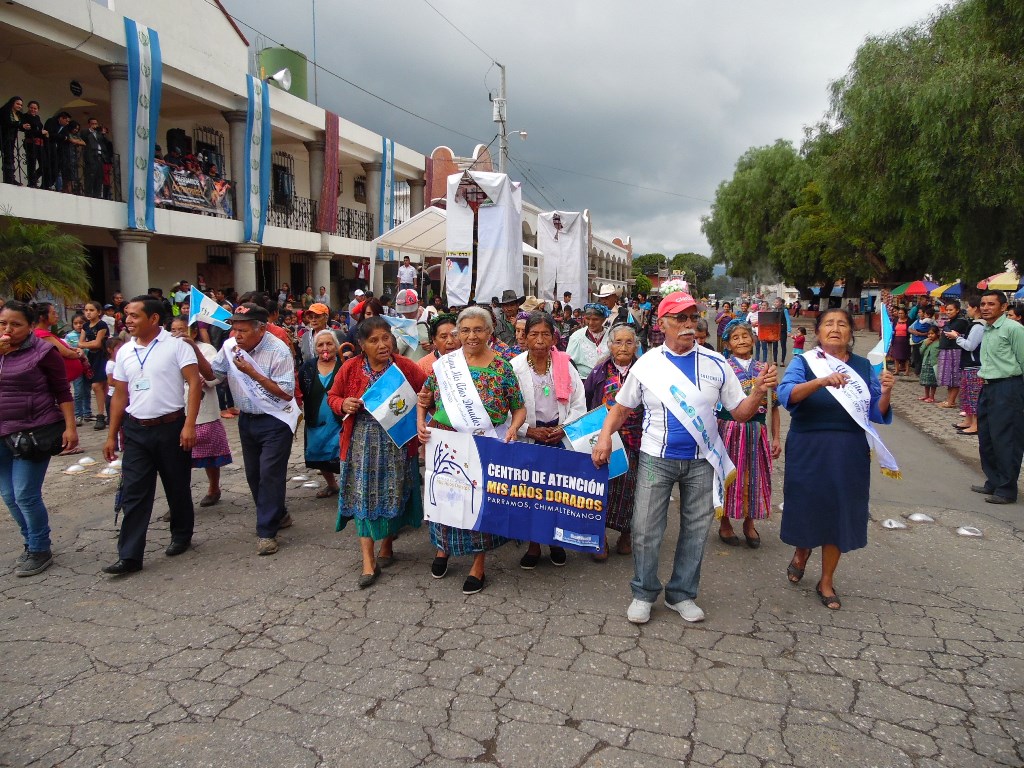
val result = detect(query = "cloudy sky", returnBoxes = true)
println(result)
[222,0,944,257]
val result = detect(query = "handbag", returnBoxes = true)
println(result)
[4,420,66,462]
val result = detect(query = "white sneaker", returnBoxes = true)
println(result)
[626,599,653,624]
[666,599,705,622]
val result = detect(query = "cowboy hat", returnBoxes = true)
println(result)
[498,289,524,305]
[520,296,544,312]
[595,283,619,298]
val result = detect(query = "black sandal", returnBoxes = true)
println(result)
[815,582,841,610]
[719,530,741,546]
[786,562,805,584]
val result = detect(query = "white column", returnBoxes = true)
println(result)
[100,64,130,203]
[222,110,248,223]
[407,176,426,217]
[362,161,382,291]
[231,243,259,295]
[305,137,325,204]
[115,229,153,299]
[312,251,332,301]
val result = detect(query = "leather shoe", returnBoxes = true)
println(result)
[985,495,1013,505]
[165,540,191,557]
[970,484,993,494]
[102,558,142,575]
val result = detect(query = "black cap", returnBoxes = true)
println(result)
[228,302,269,323]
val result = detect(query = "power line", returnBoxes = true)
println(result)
[207,0,489,144]
[419,0,497,64]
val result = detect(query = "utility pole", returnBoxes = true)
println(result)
[495,63,507,174]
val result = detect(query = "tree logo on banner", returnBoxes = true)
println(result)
[429,441,477,508]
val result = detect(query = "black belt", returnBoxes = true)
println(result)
[129,409,185,427]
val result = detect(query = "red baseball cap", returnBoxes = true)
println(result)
[657,291,705,318]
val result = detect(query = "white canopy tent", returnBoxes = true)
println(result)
[370,206,541,296]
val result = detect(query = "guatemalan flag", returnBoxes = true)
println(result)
[382,315,419,349]
[867,296,894,375]
[188,286,232,330]
[362,364,418,447]
[562,405,628,479]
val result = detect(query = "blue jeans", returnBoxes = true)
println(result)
[630,453,714,604]
[0,440,52,552]
[237,414,293,538]
[73,377,92,418]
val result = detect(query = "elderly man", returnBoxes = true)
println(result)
[973,290,1024,504]
[493,289,522,346]
[593,292,777,625]
[210,303,298,555]
[298,302,339,363]
[595,283,633,330]
[566,303,610,379]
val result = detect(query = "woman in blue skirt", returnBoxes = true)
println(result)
[778,308,894,610]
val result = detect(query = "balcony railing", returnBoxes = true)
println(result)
[266,194,316,231]
[336,205,374,240]
[6,144,122,202]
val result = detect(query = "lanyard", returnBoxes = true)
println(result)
[134,339,159,372]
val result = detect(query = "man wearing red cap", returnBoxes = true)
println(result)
[593,292,777,625]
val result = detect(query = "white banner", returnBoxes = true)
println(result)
[537,211,587,304]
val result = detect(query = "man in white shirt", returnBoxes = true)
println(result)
[392,289,430,361]
[102,296,202,575]
[397,256,417,291]
[593,292,776,625]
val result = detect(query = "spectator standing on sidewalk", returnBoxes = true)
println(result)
[101,297,202,575]
[79,301,109,430]
[936,300,969,409]
[973,290,1024,505]
[210,303,297,555]
[949,297,985,437]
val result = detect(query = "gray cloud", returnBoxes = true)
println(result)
[223,0,942,256]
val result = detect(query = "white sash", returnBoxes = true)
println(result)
[802,347,900,478]
[432,349,507,439]
[631,348,737,514]
[223,338,299,432]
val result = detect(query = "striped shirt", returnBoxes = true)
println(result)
[211,331,294,415]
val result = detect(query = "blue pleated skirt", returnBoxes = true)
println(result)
[780,429,871,553]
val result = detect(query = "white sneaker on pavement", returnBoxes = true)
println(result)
[666,599,705,622]
[626,599,653,624]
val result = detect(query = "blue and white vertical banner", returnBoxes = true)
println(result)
[867,297,894,374]
[124,17,162,231]
[243,75,272,243]
[377,136,396,261]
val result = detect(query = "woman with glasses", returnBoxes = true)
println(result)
[583,324,642,560]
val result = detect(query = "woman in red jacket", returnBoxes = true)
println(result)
[327,316,426,588]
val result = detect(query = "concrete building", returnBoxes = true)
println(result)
[0,0,425,304]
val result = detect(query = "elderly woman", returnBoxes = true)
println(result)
[566,303,610,379]
[298,329,344,497]
[583,324,642,560]
[779,308,894,610]
[0,301,78,576]
[511,311,587,568]
[418,313,461,376]
[510,312,529,357]
[716,320,780,548]
[417,306,527,595]
[328,317,427,588]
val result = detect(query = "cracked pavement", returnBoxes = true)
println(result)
[1,331,1021,767]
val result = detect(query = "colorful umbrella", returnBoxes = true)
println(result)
[1013,286,1024,300]
[977,271,1020,290]
[929,280,960,297]
[903,280,938,296]
[890,281,913,296]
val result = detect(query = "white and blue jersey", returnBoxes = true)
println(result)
[615,345,745,460]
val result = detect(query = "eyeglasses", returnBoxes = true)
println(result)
[664,312,701,323]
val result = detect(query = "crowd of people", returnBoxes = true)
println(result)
[1,280,1020,628]
[2,97,114,196]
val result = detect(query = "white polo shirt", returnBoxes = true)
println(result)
[113,328,198,419]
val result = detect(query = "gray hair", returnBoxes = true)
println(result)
[695,318,709,334]
[723,320,753,343]
[313,329,339,346]
[457,305,494,334]
[609,324,637,343]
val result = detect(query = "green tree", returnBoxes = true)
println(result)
[0,215,91,302]
[631,273,652,296]
[632,253,666,275]
[671,252,714,287]
[815,0,1024,282]
[701,140,811,283]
